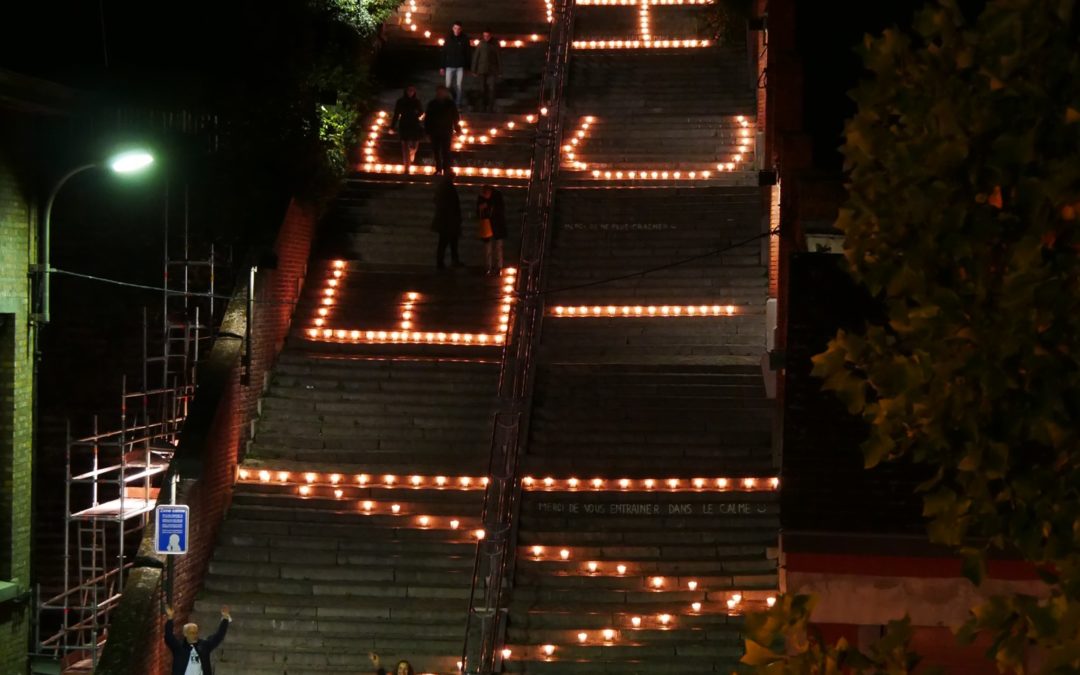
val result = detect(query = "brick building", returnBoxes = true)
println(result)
[0,69,77,675]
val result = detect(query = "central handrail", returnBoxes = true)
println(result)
[460,1,576,673]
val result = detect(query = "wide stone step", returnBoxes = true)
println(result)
[210,646,461,675]
[215,525,478,557]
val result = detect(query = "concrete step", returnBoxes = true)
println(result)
[319,181,527,267]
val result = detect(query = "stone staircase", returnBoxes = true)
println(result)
[190,348,502,673]
[318,182,526,267]
[505,485,778,674]
[500,2,777,673]
[185,3,549,672]
[385,0,552,44]
[567,50,754,116]
[374,48,547,116]
[182,1,776,673]
[526,363,773,477]
[540,187,768,362]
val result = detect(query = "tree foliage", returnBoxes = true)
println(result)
[200,0,401,249]
[744,0,1080,671]
[702,0,754,46]
[316,0,402,34]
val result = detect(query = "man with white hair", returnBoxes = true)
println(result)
[164,604,231,675]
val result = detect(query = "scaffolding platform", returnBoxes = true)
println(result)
[71,499,157,522]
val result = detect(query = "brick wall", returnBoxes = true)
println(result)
[0,151,36,674]
[95,200,316,675]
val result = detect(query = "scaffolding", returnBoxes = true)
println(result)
[33,197,226,673]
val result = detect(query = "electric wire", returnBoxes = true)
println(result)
[48,227,777,312]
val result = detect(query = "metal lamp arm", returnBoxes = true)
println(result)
[38,163,97,324]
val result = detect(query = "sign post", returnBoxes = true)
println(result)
[155,505,190,555]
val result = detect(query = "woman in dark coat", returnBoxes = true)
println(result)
[390,85,424,171]
[476,184,508,274]
[432,176,463,269]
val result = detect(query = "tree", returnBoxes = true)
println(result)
[744,0,1080,671]
[201,0,400,249]
[702,0,755,46]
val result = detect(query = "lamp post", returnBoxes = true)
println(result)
[37,149,155,324]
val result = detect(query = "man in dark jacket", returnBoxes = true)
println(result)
[432,176,464,269]
[164,604,231,675]
[471,29,501,112]
[424,86,461,176]
[440,22,471,107]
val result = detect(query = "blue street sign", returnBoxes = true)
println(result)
[155,505,190,555]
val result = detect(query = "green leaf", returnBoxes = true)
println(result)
[960,547,986,585]
[741,639,783,667]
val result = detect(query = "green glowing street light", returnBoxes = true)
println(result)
[36,149,156,324]
[107,149,155,174]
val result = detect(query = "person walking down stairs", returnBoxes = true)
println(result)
[432,175,464,270]
[440,21,471,107]
[424,85,461,176]
[390,84,424,171]
[477,184,507,274]
[370,652,415,675]
[472,28,502,112]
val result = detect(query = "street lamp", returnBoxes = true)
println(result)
[37,149,155,324]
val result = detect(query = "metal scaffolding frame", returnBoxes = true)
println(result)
[33,188,226,674]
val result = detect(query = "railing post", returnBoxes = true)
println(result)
[460,0,576,672]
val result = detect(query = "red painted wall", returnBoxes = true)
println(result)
[816,623,999,674]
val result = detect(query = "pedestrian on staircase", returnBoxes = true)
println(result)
[369,652,415,675]
[472,29,502,112]
[432,175,464,270]
[440,21,471,107]
[424,85,461,176]
[164,604,231,675]
[477,184,507,274]
[390,84,424,171]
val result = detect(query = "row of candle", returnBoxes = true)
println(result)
[572,38,711,49]
[551,304,737,317]
[305,327,507,345]
[399,0,545,45]
[238,469,780,492]
[577,0,714,4]
[360,163,532,179]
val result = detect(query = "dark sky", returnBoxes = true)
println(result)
[795,0,923,172]
[794,0,988,172]
[2,1,269,105]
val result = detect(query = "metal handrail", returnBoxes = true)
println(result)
[460,1,576,673]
